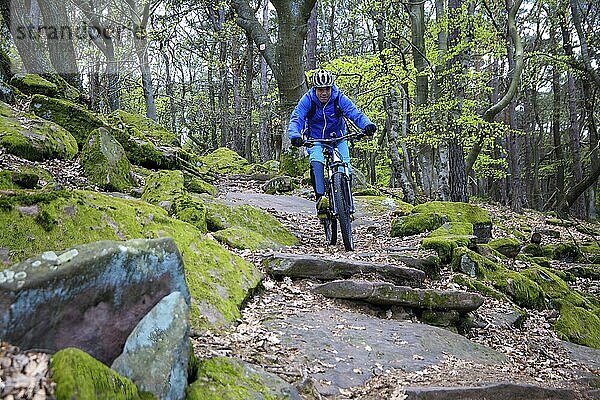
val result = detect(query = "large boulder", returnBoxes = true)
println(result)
[108,110,180,169]
[199,147,250,175]
[0,101,78,161]
[81,127,135,192]
[204,198,297,247]
[50,348,152,400]
[10,73,58,97]
[0,189,261,329]
[112,291,190,400]
[212,226,283,250]
[187,357,302,400]
[0,238,189,364]
[142,170,207,233]
[29,94,105,146]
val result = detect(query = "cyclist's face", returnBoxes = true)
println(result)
[315,86,332,103]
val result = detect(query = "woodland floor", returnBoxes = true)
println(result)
[1,153,599,398]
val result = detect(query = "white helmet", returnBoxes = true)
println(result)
[312,69,334,88]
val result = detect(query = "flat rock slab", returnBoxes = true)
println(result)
[403,383,579,399]
[313,280,484,312]
[265,308,506,397]
[263,253,425,286]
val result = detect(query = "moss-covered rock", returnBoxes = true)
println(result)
[81,127,134,192]
[0,166,54,190]
[108,109,178,146]
[451,247,545,309]
[546,218,575,227]
[390,212,443,237]
[10,74,58,97]
[0,101,78,161]
[141,171,207,233]
[173,193,207,233]
[543,243,582,262]
[421,223,474,264]
[200,147,250,175]
[278,150,308,178]
[212,226,281,250]
[356,196,412,217]
[262,175,295,194]
[521,243,544,257]
[187,356,299,400]
[452,274,507,301]
[50,347,153,400]
[554,302,600,349]
[186,176,217,196]
[488,237,522,258]
[353,187,382,196]
[412,201,492,225]
[0,189,261,329]
[29,94,105,146]
[141,170,185,207]
[204,198,297,247]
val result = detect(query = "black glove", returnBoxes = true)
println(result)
[291,136,305,147]
[364,124,377,136]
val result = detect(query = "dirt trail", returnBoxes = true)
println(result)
[193,176,600,399]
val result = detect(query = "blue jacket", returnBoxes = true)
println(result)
[288,84,373,141]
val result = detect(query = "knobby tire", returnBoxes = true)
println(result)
[323,215,337,245]
[332,173,353,251]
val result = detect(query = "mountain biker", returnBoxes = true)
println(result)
[288,69,377,219]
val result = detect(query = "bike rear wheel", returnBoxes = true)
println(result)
[332,173,353,251]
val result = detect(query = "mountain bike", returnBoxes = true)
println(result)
[304,131,364,251]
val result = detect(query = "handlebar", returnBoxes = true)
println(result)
[303,131,366,147]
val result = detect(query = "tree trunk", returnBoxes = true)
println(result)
[306,2,317,70]
[129,0,157,121]
[583,83,598,219]
[161,43,176,135]
[505,42,524,212]
[258,0,270,162]
[232,35,243,154]
[245,31,255,163]
[550,29,565,210]
[3,0,54,75]
[37,0,80,88]
[232,0,315,156]
[385,87,416,204]
[559,6,585,218]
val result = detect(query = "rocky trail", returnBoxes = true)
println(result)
[1,161,599,399]
[192,175,600,399]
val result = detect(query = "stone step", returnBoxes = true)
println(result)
[263,253,425,286]
[312,280,484,313]
[403,382,587,400]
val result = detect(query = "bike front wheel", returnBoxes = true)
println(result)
[332,173,353,251]
[323,214,337,245]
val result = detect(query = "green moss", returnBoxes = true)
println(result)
[278,150,308,178]
[186,177,217,196]
[173,193,207,233]
[451,247,545,309]
[353,187,382,196]
[421,223,473,264]
[10,73,58,97]
[185,237,262,327]
[390,212,443,237]
[50,348,151,400]
[200,147,250,175]
[488,237,522,258]
[29,94,105,146]
[42,74,81,102]
[452,274,507,301]
[429,222,474,237]
[108,110,177,146]
[554,302,600,349]
[521,266,570,302]
[0,104,78,161]
[521,243,544,257]
[546,218,575,227]
[81,127,134,192]
[412,201,491,225]
[186,357,281,400]
[204,199,297,247]
[212,226,280,250]
[141,170,185,206]
[0,189,261,330]
[543,243,582,262]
